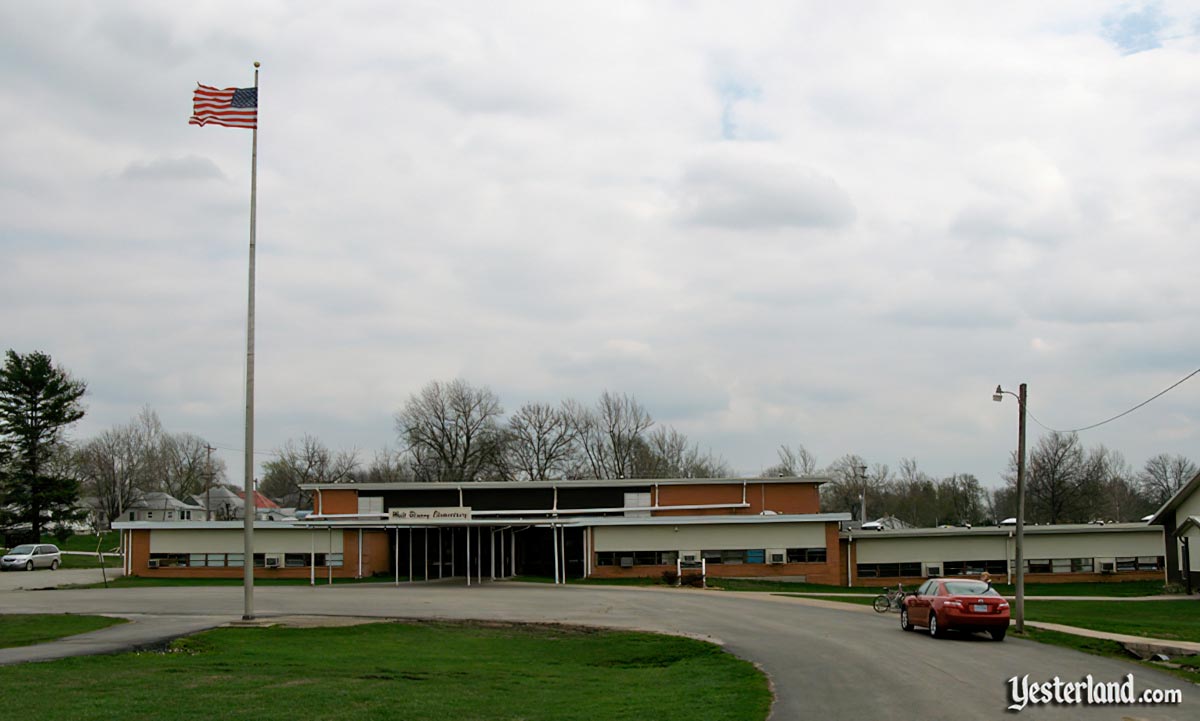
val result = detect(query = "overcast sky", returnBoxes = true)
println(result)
[3,1,1199,489]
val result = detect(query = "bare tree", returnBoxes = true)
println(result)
[159,433,225,501]
[77,408,171,525]
[763,444,818,477]
[1138,453,1197,507]
[260,434,360,507]
[821,454,873,520]
[357,445,413,483]
[935,473,987,526]
[638,426,731,479]
[1015,432,1093,524]
[505,402,578,481]
[889,457,937,526]
[568,391,654,479]
[396,379,505,482]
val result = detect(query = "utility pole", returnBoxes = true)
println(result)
[994,383,1027,633]
[1015,383,1027,633]
[858,464,868,523]
[204,444,216,522]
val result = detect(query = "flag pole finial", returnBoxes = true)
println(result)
[254,61,261,68]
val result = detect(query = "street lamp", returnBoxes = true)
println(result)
[857,464,868,523]
[993,383,1027,633]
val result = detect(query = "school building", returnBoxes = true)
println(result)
[112,476,1169,588]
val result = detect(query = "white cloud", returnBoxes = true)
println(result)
[4,1,1200,486]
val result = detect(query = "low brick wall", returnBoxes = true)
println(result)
[848,571,1165,588]
[589,561,841,586]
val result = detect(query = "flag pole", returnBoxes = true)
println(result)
[242,60,260,621]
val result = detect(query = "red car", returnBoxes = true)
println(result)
[900,578,1010,641]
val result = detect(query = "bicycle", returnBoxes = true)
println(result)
[873,584,906,613]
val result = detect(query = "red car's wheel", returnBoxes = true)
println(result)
[990,626,1007,642]
[929,611,944,638]
[900,607,914,632]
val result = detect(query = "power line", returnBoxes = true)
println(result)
[208,442,278,457]
[1029,365,1200,434]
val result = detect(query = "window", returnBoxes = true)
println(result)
[284,553,308,568]
[596,551,677,567]
[700,550,764,565]
[148,553,190,567]
[943,580,1001,596]
[944,560,1007,576]
[856,562,923,578]
[1136,556,1162,571]
[786,548,827,563]
[1116,557,1137,572]
[1025,559,1052,574]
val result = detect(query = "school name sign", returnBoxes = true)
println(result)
[388,507,472,523]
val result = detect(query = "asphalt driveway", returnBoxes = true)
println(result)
[0,582,1190,720]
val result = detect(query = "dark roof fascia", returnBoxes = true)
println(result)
[299,476,831,492]
[841,523,1163,540]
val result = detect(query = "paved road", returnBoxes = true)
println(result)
[0,582,1191,720]
[0,567,122,592]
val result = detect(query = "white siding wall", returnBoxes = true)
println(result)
[856,536,1006,564]
[150,529,342,554]
[593,523,826,552]
[1024,531,1161,559]
[1176,491,1200,572]
[856,530,1163,565]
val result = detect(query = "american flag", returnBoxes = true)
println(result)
[189,84,257,129]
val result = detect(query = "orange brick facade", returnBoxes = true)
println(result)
[127,528,392,579]
[588,487,843,583]
[654,482,820,516]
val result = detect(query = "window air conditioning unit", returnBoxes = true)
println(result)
[767,549,786,565]
[680,551,700,564]
[265,557,280,568]
[147,559,160,569]
[619,556,634,568]
[1099,560,1115,574]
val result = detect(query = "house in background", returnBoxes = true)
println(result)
[123,492,206,523]
[191,484,293,522]
[1149,470,1200,588]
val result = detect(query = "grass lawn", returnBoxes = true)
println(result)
[69,574,405,589]
[784,594,876,606]
[1014,627,1200,686]
[514,575,663,586]
[774,595,1200,642]
[0,621,770,721]
[58,554,122,570]
[35,532,121,553]
[712,579,1173,597]
[0,614,126,649]
[1023,600,1200,643]
[711,579,872,594]
[990,580,1170,597]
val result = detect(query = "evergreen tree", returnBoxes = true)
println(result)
[0,350,87,539]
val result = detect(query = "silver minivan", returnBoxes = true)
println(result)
[1,544,62,571]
